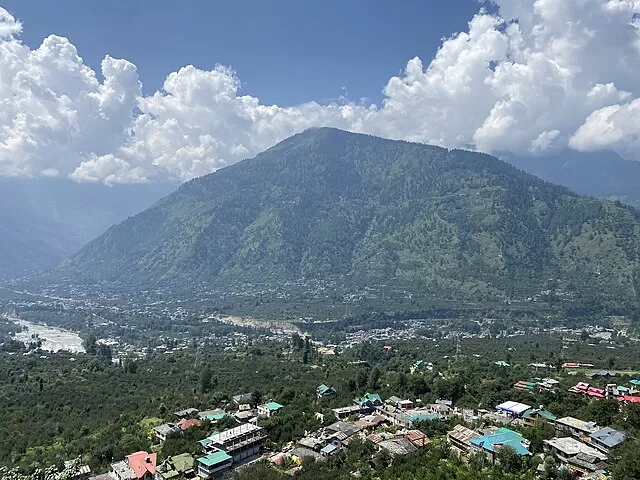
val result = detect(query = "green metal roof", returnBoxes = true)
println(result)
[318,384,335,395]
[471,428,531,456]
[203,413,227,421]
[198,451,232,467]
[409,413,439,422]
[266,401,283,411]
[522,408,556,421]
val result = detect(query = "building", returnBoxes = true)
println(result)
[154,423,181,443]
[521,407,557,427]
[447,424,481,454]
[174,408,199,419]
[470,428,531,463]
[317,384,336,397]
[354,392,383,413]
[589,427,626,453]
[257,401,283,418]
[156,453,196,479]
[321,439,343,457]
[177,418,202,431]
[332,405,362,420]
[201,424,266,463]
[111,452,157,480]
[196,450,233,479]
[378,437,418,456]
[555,417,600,442]
[495,401,532,419]
[544,438,608,475]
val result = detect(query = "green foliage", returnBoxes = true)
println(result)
[61,128,640,310]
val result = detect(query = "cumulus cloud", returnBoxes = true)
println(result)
[1,2,640,184]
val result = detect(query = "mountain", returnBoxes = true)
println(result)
[62,128,640,306]
[0,178,176,278]
[501,150,640,207]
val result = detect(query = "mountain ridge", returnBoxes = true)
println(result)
[61,128,640,307]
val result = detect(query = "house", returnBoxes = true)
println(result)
[154,423,181,443]
[321,439,342,457]
[555,417,600,442]
[325,421,362,440]
[177,418,202,431]
[332,405,362,420]
[398,399,414,410]
[447,424,481,454]
[470,428,531,463]
[233,393,254,410]
[589,427,626,453]
[495,361,511,367]
[317,384,336,397]
[111,452,157,480]
[354,392,383,413]
[385,396,402,407]
[258,401,283,418]
[496,401,532,419]
[378,437,418,456]
[514,380,536,392]
[234,410,256,422]
[201,423,266,463]
[544,438,608,475]
[156,453,196,480]
[427,402,452,420]
[198,409,226,421]
[401,430,431,448]
[173,408,199,419]
[196,450,233,479]
[521,407,557,427]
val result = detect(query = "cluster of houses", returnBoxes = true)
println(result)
[569,380,640,403]
[445,398,626,479]
[86,395,283,480]
[79,380,629,480]
[513,377,560,393]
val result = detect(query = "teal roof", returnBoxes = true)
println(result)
[318,384,331,394]
[365,392,382,403]
[265,401,283,411]
[198,438,213,448]
[203,413,227,421]
[630,380,640,386]
[471,428,530,456]
[522,408,556,421]
[409,413,439,422]
[495,361,511,367]
[198,451,232,467]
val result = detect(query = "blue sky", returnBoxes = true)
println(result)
[1,1,639,184]
[2,0,482,105]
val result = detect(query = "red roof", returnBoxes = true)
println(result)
[177,418,202,430]
[618,395,640,403]
[126,451,157,479]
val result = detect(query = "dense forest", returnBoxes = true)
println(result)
[59,128,640,311]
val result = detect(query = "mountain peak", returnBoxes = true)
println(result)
[60,131,640,308]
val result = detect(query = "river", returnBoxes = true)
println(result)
[8,317,85,353]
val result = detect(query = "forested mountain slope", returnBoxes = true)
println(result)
[63,128,640,306]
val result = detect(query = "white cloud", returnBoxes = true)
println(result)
[1,2,640,184]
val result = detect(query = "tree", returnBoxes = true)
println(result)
[612,439,640,480]
[497,445,523,474]
[200,367,214,393]
[368,366,382,391]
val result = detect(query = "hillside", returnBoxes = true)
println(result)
[0,178,176,278]
[62,128,640,306]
